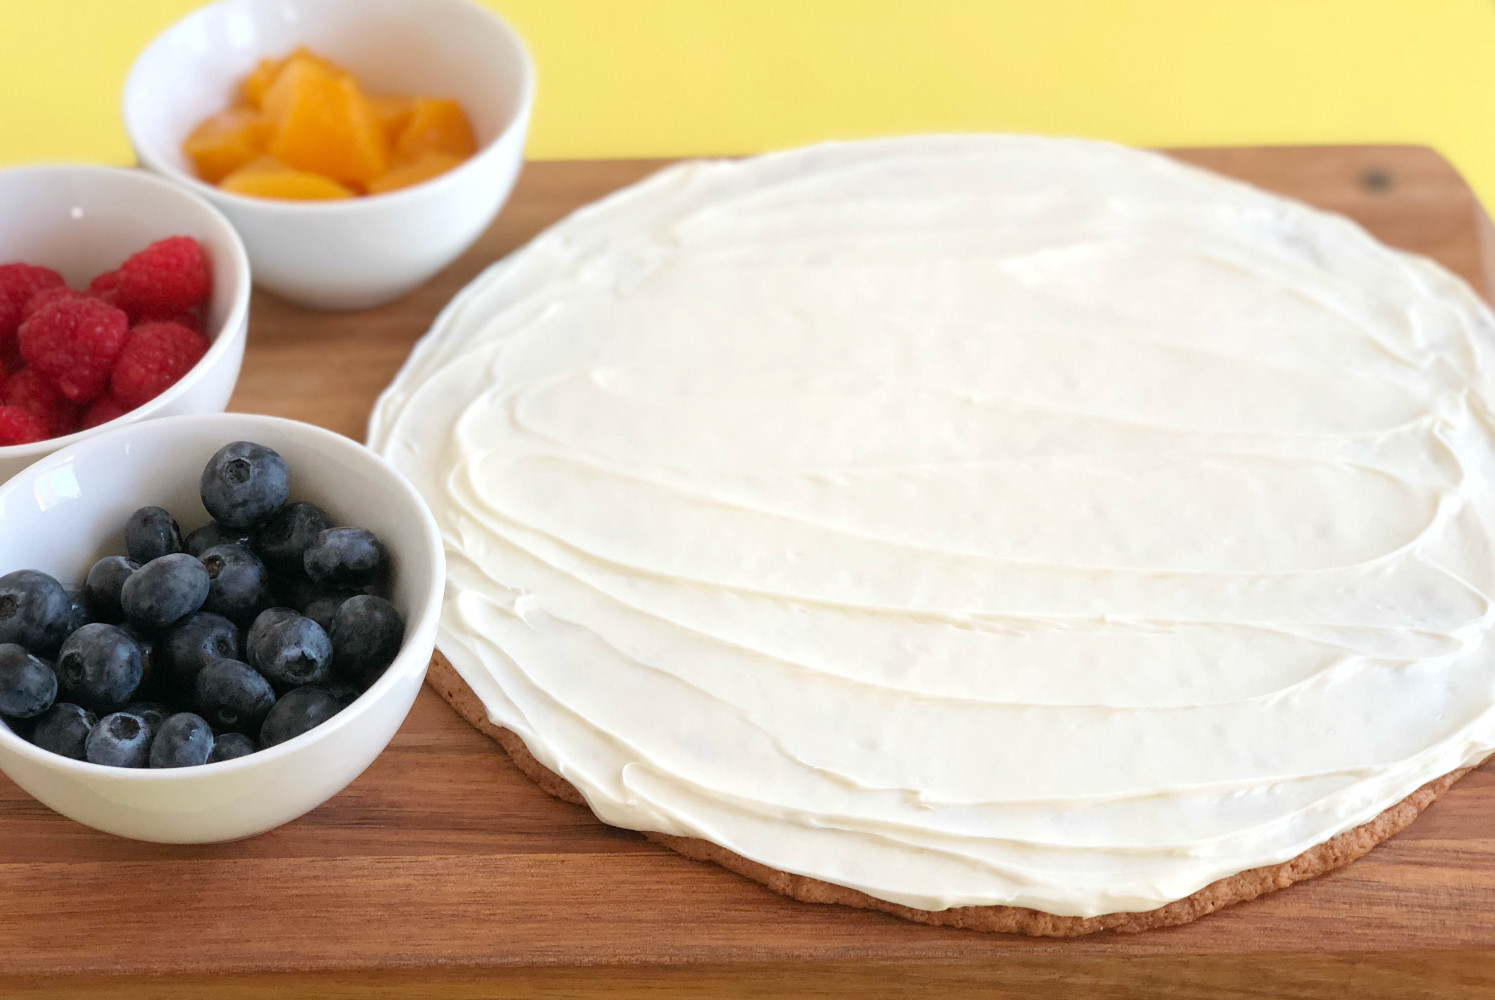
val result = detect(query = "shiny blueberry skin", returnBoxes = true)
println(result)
[121,553,210,630]
[260,685,342,747]
[331,595,405,682]
[184,521,252,558]
[247,609,332,692]
[124,506,183,565]
[301,590,358,633]
[29,703,95,759]
[85,711,152,768]
[195,657,276,735]
[253,501,335,575]
[63,585,88,635]
[83,556,140,624]
[54,624,142,714]
[0,569,73,658]
[199,544,272,627]
[200,442,289,530]
[206,731,256,762]
[149,712,214,767]
[0,643,58,719]
[303,528,388,590]
[162,612,242,687]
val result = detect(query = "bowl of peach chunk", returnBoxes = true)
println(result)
[123,0,534,309]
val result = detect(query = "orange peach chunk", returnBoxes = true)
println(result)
[262,56,388,186]
[242,47,347,108]
[183,108,273,183]
[394,98,477,162]
[367,151,465,194]
[368,95,416,142]
[219,157,354,200]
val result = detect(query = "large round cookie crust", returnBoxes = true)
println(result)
[428,652,1474,936]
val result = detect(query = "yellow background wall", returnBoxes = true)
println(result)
[4,0,1495,206]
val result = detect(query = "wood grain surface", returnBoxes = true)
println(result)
[4,147,1495,998]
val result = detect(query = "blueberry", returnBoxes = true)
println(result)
[124,506,183,564]
[195,657,275,734]
[184,521,251,558]
[0,569,73,657]
[200,441,289,529]
[331,595,404,682]
[85,711,152,768]
[304,528,388,589]
[124,700,171,743]
[63,585,87,635]
[83,556,139,624]
[55,623,142,713]
[149,712,214,768]
[254,501,334,575]
[29,703,95,759]
[247,609,332,692]
[206,731,256,762]
[199,544,271,627]
[0,643,58,718]
[301,590,358,633]
[162,612,242,687]
[259,685,341,747]
[121,624,160,694]
[121,553,210,629]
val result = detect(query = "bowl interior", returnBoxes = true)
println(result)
[127,0,532,183]
[0,167,246,344]
[0,415,441,755]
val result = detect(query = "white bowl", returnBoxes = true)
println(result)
[0,413,444,843]
[123,0,535,311]
[0,165,251,485]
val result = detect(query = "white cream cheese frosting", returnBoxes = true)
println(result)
[368,135,1495,918]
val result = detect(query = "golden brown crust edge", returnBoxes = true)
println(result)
[426,651,1471,936]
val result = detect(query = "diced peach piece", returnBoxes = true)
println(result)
[241,58,282,109]
[368,95,416,142]
[219,157,354,200]
[262,57,389,187]
[242,48,348,108]
[183,108,273,183]
[367,151,465,194]
[393,98,477,162]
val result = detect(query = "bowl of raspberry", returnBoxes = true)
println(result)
[0,412,443,842]
[0,164,251,485]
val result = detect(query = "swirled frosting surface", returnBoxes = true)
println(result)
[369,135,1495,917]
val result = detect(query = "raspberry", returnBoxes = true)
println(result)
[17,296,130,403]
[0,263,65,357]
[83,393,131,430]
[110,321,209,408]
[0,404,48,446]
[90,237,211,322]
[23,285,86,320]
[3,367,81,437]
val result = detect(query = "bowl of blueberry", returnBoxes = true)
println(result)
[0,412,442,842]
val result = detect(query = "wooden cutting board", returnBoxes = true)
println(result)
[6,147,1495,1000]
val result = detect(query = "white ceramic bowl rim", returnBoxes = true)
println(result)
[124,0,537,215]
[0,412,446,781]
[0,164,251,462]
